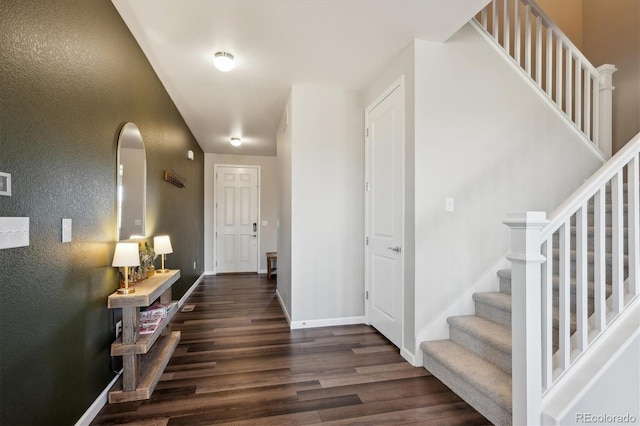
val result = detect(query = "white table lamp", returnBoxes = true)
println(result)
[113,242,140,294]
[154,235,173,273]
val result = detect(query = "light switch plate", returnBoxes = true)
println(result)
[0,217,29,249]
[62,218,72,242]
[0,172,10,196]
[261,220,268,227]
[445,197,455,212]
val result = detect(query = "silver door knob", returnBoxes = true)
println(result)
[387,246,401,253]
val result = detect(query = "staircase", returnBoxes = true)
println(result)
[420,2,639,423]
[422,175,636,425]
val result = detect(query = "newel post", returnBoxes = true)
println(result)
[504,212,549,426]
[597,64,617,158]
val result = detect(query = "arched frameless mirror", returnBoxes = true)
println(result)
[117,123,146,240]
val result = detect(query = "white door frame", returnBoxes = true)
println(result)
[364,76,405,349]
[213,164,261,274]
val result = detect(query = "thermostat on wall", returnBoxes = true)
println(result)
[0,172,10,196]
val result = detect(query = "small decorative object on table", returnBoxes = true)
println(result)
[139,241,157,278]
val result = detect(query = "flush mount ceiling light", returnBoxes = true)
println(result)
[230,137,242,147]
[213,52,235,72]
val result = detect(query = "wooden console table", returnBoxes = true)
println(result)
[107,269,181,403]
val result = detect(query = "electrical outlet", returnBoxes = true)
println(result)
[193,261,196,270]
[115,320,122,339]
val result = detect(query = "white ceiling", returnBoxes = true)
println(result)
[112,0,489,156]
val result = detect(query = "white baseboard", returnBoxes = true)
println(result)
[177,273,204,309]
[413,255,509,366]
[275,289,291,326]
[74,370,122,426]
[290,315,366,329]
[401,348,416,366]
[76,273,205,426]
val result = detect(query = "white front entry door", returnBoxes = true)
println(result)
[215,166,259,273]
[365,79,404,348]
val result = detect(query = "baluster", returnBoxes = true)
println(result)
[556,37,563,109]
[566,53,573,120]
[630,154,640,296]
[593,188,606,331]
[492,0,499,39]
[503,0,510,54]
[612,171,624,313]
[592,76,600,149]
[481,7,488,29]
[585,74,592,140]
[525,4,532,75]
[576,64,582,130]
[576,204,588,352]
[558,220,571,371]
[535,15,542,86]
[541,238,553,390]
[514,0,521,66]
[546,27,553,96]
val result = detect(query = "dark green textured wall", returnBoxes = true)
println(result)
[0,1,204,424]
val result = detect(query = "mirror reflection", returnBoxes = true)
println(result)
[117,122,146,240]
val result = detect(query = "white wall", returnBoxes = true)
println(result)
[204,153,278,274]
[363,41,417,357]
[277,93,293,318]
[289,85,364,324]
[413,25,603,348]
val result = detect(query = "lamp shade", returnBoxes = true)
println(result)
[112,242,140,267]
[154,235,173,255]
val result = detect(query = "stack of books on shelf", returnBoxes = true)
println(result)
[139,301,178,335]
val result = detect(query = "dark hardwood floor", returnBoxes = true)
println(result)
[92,274,490,425]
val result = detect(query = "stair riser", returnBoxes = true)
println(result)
[449,326,511,374]
[474,300,511,329]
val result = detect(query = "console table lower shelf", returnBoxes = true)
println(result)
[108,331,180,403]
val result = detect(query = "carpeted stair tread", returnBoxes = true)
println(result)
[448,315,511,354]
[473,291,512,329]
[422,340,512,425]
[586,202,628,213]
[570,225,628,235]
[500,268,614,297]
[551,248,628,264]
[473,291,512,312]
[497,269,511,280]
[551,276,613,295]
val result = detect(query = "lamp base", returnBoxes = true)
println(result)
[117,287,136,294]
[157,269,170,274]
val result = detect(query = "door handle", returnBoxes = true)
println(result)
[387,246,401,253]
[251,234,257,238]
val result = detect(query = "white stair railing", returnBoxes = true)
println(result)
[505,132,640,424]
[472,0,616,158]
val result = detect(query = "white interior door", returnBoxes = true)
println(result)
[215,166,259,273]
[365,80,404,348]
